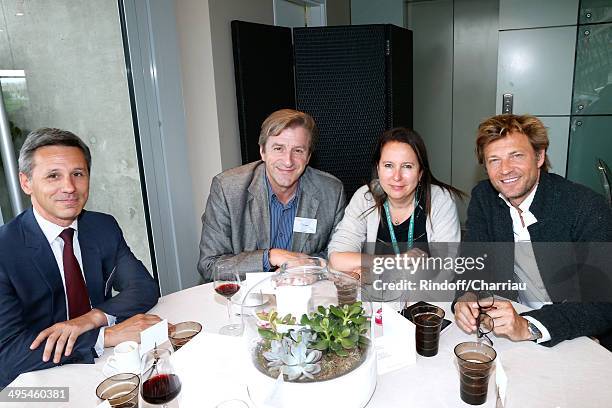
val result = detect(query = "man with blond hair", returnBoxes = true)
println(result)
[454,114,612,348]
[198,109,346,281]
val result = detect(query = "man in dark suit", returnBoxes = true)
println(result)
[198,109,346,281]
[0,128,160,387]
[454,114,612,348]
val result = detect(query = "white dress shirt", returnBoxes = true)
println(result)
[33,208,115,356]
[499,185,552,343]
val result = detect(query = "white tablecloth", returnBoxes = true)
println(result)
[6,283,612,408]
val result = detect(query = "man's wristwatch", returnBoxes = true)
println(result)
[527,321,542,341]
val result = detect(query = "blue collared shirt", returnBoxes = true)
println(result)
[262,174,300,271]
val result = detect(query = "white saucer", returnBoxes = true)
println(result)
[231,293,272,308]
[102,361,139,378]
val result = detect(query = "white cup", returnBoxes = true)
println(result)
[106,341,140,373]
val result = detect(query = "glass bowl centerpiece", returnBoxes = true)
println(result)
[242,257,377,408]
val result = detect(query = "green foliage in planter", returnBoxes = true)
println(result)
[256,310,297,341]
[300,302,369,357]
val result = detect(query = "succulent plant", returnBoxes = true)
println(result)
[300,302,369,357]
[256,310,297,341]
[263,330,322,381]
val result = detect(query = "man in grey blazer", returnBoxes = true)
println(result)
[198,109,346,282]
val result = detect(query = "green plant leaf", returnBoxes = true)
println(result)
[310,324,325,333]
[352,316,367,325]
[313,339,329,350]
[321,318,329,329]
[350,305,363,316]
[341,328,351,338]
[358,335,370,345]
[317,305,326,315]
[330,305,344,318]
[329,341,341,352]
[340,338,355,349]
[335,348,349,357]
[258,328,277,339]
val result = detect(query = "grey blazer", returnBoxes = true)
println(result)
[198,161,346,281]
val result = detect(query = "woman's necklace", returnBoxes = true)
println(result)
[390,203,413,225]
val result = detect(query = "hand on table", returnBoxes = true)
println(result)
[104,314,162,347]
[454,292,479,333]
[346,268,362,281]
[30,308,108,363]
[403,247,428,259]
[269,249,307,268]
[486,300,530,341]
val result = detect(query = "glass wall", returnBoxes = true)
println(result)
[568,3,612,198]
[0,70,29,221]
[0,0,152,272]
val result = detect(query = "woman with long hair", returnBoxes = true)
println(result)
[328,127,464,275]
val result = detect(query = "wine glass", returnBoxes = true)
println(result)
[213,260,243,336]
[140,347,181,408]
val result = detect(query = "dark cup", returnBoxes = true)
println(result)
[410,305,445,357]
[169,321,202,351]
[454,341,497,405]
[96,373,140,408]
[332,271,359,306]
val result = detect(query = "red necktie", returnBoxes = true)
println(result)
[59,228,91,319]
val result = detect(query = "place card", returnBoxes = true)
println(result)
[140,319,169,356]
[275,285,313,320]
[495,354,508,407]
[374,303,416,375]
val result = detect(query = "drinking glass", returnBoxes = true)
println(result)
[169,321,202,351]
[96,373,139,408]
[140,348,181,408]
[213,261,243,336]
[454,341,497,405]
[410,304,445,357]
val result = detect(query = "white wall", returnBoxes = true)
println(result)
[208,0,274,171]
[175,0,274,228]
[175,0,223,230]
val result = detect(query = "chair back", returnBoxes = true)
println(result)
[596,158,611,207]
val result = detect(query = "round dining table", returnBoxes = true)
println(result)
[5,282,612,408]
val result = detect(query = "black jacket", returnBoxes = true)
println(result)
[464,171,612,347]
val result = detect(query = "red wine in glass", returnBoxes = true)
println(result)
[213,262,243,335]
[142,373,182,405]
[215,283,241,299]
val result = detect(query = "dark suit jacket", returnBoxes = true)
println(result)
[462,171,612,347]
[0,209,160,387]
[198,161,346,282]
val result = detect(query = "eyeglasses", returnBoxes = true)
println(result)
[476,291,495,346]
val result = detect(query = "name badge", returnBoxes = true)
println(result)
[293,217,317,234]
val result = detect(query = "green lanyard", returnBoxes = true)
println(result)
[383,197,416,254]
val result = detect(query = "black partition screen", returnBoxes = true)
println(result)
[231,21,295,164]
[232,22,412,197]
